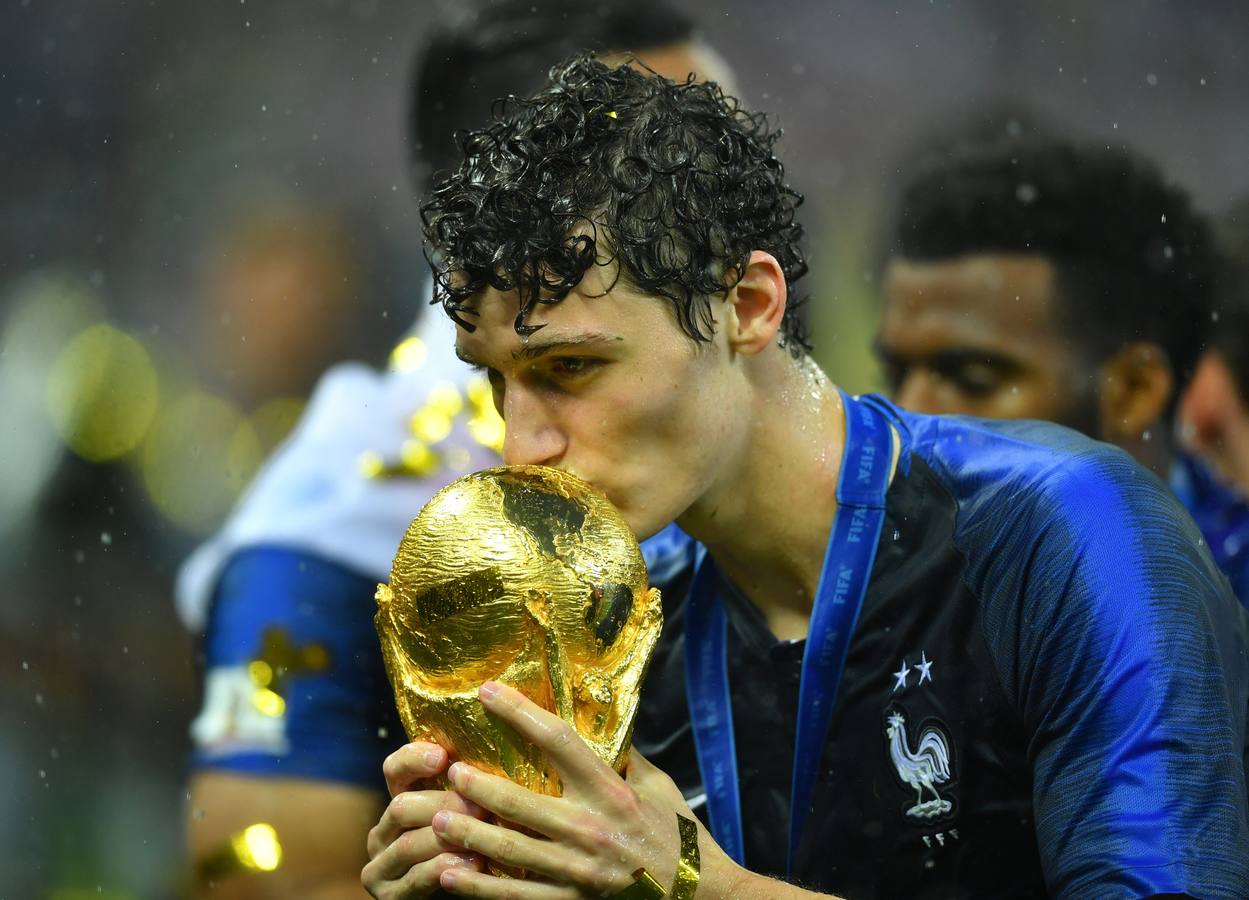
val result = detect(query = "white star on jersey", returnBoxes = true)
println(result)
[892,659,911,692]
[916,651,934,685]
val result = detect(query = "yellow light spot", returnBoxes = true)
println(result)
[302,644,330,669]
[247,660,274,687]
[466,375,494,410]
[46,324,159,462]
[606,110,618,118]
[141,392,262,533]
[410,406,452,444]
[445,446,472,471]
[252,688,286,718]
[468,412,506,453]
[400,439,441,476]
[358,450,385,478]
[232,823,283,872]
[250,396,305,452]
[389,336,427,372]
[427,381,463,417]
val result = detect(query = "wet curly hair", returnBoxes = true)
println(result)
[420,54,810,355]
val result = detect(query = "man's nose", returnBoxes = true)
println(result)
[894,369,944,415]
[500,386,567,468]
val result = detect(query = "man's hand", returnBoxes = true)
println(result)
[361,741,488,898]
[425,681,747,898]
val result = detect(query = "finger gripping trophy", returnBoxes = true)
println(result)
[374,465,663,797]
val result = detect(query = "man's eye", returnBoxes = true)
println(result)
[549,357,598,377]
[880,360,906,393]
[949,364,1001,397]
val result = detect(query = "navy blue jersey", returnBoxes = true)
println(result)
[190,546,403,787]
[635,398,1249,898]
[1172,451,1249,610]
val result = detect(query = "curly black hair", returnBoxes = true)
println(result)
[420,54,810,354]
[889,132,1217,388]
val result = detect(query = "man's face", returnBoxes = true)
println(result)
[877,254,1100,431]
[454,266,741,540]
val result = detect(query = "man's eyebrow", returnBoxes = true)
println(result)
[512,333,622,362]
[873,338,1015,368]
[456,333,623,369]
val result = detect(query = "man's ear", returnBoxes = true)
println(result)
[1096,341,1174,442]
[1179,350,1237,451]
[724,251,787,355]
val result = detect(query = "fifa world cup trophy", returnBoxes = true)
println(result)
[374,465,663,797]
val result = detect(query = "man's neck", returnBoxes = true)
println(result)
[677,357,847,641]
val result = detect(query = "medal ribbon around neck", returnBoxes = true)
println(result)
[684,390,892,874]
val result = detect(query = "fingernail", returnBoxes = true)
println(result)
[424,747,444,768]
[448,761,465,784]
[440,867,462,889]
[479,681,500,700]
[432,810,452,831]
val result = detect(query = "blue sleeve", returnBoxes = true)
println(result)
[190,546,402,790]
[639,523,698,587]
[953,445,1249,898]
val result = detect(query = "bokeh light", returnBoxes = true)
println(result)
[141,391,263,533]
[0,270,107,536]
[249,396,306,454]
[389,336,428,372]
[231,824,282,872]
[46,323,160,462]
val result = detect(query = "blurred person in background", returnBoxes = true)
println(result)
[1176,195,1249,604]
[872,129,1249,606]
[179,1,727,896]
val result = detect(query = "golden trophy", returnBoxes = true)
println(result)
[374,465,663,797]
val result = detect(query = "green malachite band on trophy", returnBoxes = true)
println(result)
[609,812,701,899]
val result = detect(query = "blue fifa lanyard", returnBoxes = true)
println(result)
[683,391,892,874]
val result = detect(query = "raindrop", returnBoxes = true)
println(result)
[1145,73,1158,86]
[1212,311,1220,323]
[892,529,900,542]
[377,727,389,739]
[1016,183,1038,204]
[100,531,112,546]
[21,661,29,670]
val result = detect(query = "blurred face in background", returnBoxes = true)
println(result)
[604,40,737,94]
[876,253,1102,433]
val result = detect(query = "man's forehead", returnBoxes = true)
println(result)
[884,255,1058,331]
